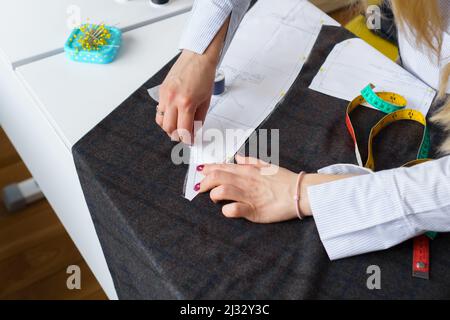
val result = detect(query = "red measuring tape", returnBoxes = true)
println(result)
[412,235,430,279]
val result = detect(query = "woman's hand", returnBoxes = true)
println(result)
[156,17,230,143]
[197,155,313,223]
[156,50,217,142]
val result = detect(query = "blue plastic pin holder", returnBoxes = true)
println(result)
[64,24,122,64]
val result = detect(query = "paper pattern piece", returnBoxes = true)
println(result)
[183,0,339,200]
[309,38,436,115]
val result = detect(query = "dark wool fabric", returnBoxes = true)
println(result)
[73,26,450,299]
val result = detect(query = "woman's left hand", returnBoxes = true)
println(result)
[196,155,312,223]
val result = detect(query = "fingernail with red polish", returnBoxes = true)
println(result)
[196,165,204,172]
[194,183,200,191]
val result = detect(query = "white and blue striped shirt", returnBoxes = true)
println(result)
[179,0,450,260]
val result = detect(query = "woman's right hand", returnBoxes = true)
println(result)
[156,16,230,143]
[156,49,217,143]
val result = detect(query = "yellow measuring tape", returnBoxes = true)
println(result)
[345,84,431,171]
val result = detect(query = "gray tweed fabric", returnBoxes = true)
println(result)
[72,26,450,299]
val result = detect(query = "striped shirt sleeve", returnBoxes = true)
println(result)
[179,0,251,59]
[308,156,450,260]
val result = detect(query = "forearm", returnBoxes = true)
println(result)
[306,157,450,260]
[179,0,251,60]
[183,16,230,67]
[299,174,358,216]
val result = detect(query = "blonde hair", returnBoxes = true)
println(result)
[389,0,450,154]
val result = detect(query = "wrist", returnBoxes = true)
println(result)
[181,49,218,66]
[299,173,359,217]
[299,174,314,217]
[180,15,229,68]
[289,172,313,219]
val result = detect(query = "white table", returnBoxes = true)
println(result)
[0,0,191,299]
[0,0,192,68]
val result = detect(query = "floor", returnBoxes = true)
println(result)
[0,6,358,300]
[0,128,107,300]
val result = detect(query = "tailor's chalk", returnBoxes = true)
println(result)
[147,85,161,103]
